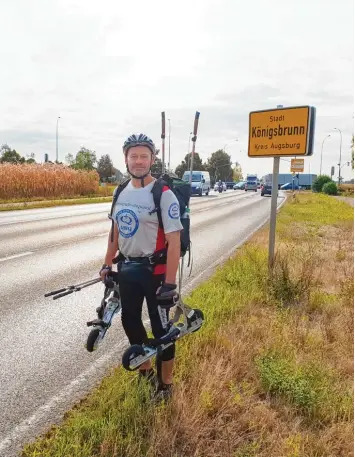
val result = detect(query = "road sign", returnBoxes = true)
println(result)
[291,158,304,172]
[248,105,316,157]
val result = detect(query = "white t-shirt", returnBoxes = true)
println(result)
[113,180,183,257]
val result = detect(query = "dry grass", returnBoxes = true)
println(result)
[0,163,102,199]
[338,184,354,196]
[22,194,354,457]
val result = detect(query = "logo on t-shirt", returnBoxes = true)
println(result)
[116,209,139,238]
[168,202,180,219]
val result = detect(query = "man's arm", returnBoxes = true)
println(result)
[104,223,119,266]
[164,231,181,284]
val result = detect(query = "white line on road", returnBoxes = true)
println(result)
[0,337,129,455]
[0,251,33,262]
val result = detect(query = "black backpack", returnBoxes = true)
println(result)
[109,174,191,258]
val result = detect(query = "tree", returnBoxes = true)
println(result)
[174,152,204,178]
[65,153,75,166]
[312,175,332,193]
[233,162,243,182]
[71,147,97,170]
[151,156,163,175]
[175,161,187,178]
[205,149,233,184]
[25,152,36,164]
[0,144,25,164]
[112,167,124,183]
[97,154,114,182]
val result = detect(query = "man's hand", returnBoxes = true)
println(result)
[99,264,112,282]
[156,283,179,308]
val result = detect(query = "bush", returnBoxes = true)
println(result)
[322,181,338,195]
[312,175,332,193]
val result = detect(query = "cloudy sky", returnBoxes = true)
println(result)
[1,0,354,180]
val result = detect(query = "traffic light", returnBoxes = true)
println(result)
[44,153,49,163]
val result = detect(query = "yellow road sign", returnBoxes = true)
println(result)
[291,158,304,172]
[248,105,316,157]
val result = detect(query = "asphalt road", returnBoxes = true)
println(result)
[0,189,285,456]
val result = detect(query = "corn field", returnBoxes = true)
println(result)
[0,163,100,200]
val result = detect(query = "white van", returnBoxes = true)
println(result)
[182,170,211,196]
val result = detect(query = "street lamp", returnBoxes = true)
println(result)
[56,116,61,163]
[339,162,350,183]
[334,127,343,184]
[320,134,331,175]
[223,139,238,153]
[340,161,350,170]
[168,118,171,171]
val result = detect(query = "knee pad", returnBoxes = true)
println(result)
[157,343,175,362]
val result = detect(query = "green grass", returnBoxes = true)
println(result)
[0,196,113,211]
[21,193,354,457]
[278,193,353,228]
[256,351,353,422]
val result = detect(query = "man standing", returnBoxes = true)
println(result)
[100,133,182,400]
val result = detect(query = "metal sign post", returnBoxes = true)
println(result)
[269,156,280,268]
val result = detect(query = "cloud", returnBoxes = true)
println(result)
[0,0,353,181]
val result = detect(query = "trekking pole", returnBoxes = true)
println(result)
[45,278,101,300]
[188,111,200,187]
[180,111,200,293]
[161,111,166,175]
[53,278,101,300]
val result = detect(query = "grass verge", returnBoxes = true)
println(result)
[0,186,116,211]
[0,196,113,211]
[22,193,354,457]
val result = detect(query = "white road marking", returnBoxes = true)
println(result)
[0,251,33,262]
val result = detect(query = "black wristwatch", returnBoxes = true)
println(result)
[161,283,177,291]
[100,264,112,274]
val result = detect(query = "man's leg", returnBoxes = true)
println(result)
[145,274,175,386]
[118,276,152,371]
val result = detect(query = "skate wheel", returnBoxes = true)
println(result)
[96,306,104,319]
[86,328,101,352]
[122,344,146,371]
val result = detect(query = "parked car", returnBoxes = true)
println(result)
[280,182,299,190]
[233,181,246,190]
[261,182,273,196]
[261,182,281,196]
[225,182,235,189]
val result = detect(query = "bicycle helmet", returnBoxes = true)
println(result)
[122,133,156,156]
[122,133,156,187]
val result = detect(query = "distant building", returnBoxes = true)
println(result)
[262,173,317,189]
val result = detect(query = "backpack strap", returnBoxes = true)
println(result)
[149,177,167,229]
[109,179,130,242]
